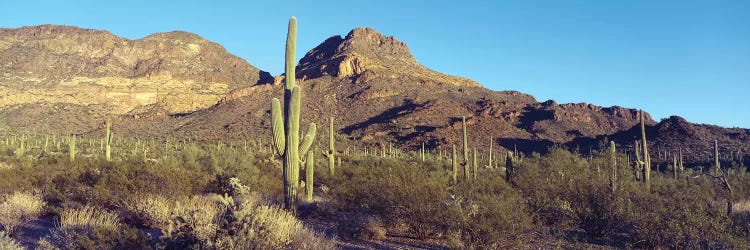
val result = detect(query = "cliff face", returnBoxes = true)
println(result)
[0,25,272,115]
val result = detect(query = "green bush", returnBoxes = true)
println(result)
[448,172,534,249]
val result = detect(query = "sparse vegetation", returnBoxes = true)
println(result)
[0,192,45,236]
[0,16,749,250]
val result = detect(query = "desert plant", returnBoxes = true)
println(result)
[105,119,112,162]
[487,136,493,168]
[214,196,333,249]
[505,151,514,183]
[640,110,651,190]
[59,205,120,232]
[323,117,335,176]
[0,192,45,235]
[50,205,149,249]
[610,141,617,192]
[69,135,76,161]
[306,150,314,202]
[462,116,469,180]
[452,144,458,183]
[125,193,174,228]
[13,135,24,159]
[271,17,317,213]
[448,174,534,249]
[0,231,23,250]
[472,147,478,179]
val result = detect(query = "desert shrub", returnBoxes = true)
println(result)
[627,181,748,249]
[0,191,46,235]
[0,231,23,250]
[515,147,750,247]
[329,157,452,239]
[124,193,174,228]
[59,205,120,232]
[447,173,534,249]
[47,205,151,249]
[173,195,224,242]
[335,213,387,240]
[208,195,334,249]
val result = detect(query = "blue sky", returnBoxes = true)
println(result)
[2,1,749,128]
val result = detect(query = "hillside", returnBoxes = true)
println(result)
[0,25,747,166]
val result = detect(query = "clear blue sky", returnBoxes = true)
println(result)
[2,1,749,128]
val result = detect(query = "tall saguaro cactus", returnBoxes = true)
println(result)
[421,142,426,162]
[609,141,617,192]
[69,135,76,161]
[472,147,478,179]
[505,151,514,183]
[271,17,317,213]
[323,117,335,176]
[462,116,470,180]
[105,119,112,161]
[640,110,651,191]
[715,140,720,170]
[487,137,493,168]
[452,144,458,184]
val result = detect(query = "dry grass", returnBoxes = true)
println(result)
[59,205,120,232]
[213,200,334,249]
[0,162,15,170]
[0,231,24,250]
[126,193,173,228]
[127,194,224,239]
[247,205,305,246]
[174,195,224,242]
[734,200,750,214]
[0,191,45,235]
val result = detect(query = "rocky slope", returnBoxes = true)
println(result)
[162,27,649,152]
[0,25,272,116]
[1,25,746,166]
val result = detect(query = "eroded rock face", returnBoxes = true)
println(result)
[296,27,481,87]
[0,25,272,114]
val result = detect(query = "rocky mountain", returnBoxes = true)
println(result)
[1,25,747,166]
[0,25,272,116]
[156,28,650,151]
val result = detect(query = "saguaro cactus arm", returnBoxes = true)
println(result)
[272,98,285,155]
[299,123,316,158]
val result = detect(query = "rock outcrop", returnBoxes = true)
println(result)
[0,25,272,114]
[297,27,481,87]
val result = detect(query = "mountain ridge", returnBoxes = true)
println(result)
[0,24,747,167]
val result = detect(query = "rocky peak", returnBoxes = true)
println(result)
[337,27,417,65]
[657,115,697,137]
[297,27,480,87]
